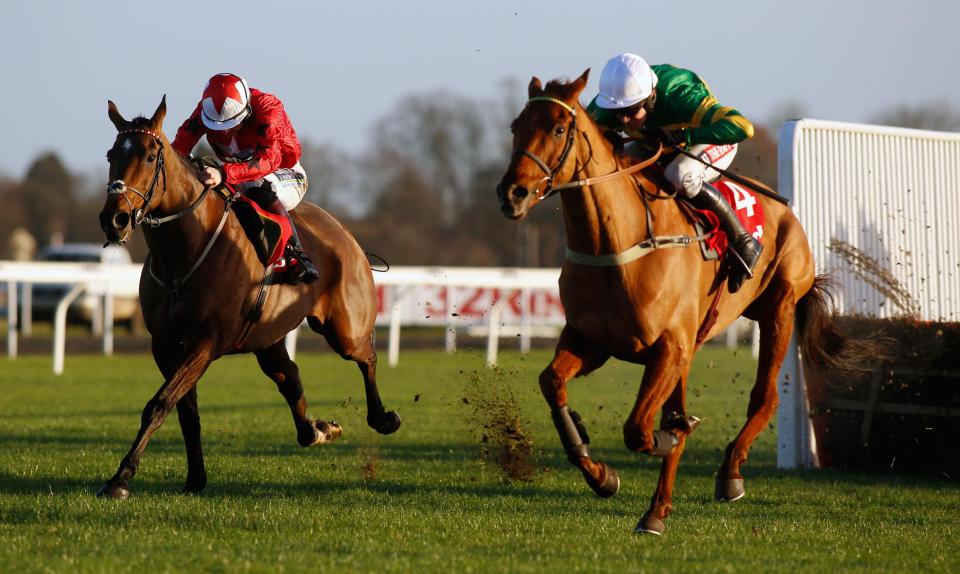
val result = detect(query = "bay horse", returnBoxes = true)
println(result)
[96,97,400,499]
[496,71,882,535]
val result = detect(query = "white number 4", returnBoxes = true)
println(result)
[727,182,756,217]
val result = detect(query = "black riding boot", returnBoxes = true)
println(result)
[283,217,320,285]
[252,189,320,285]
[690,182,762,293]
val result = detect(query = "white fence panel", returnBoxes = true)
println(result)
[776,119,960,469]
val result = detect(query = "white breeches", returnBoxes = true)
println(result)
[663,143,737,198]
[234,162,309,210]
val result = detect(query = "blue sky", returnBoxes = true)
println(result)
[1,0,955,178]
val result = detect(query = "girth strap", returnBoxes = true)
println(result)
[565,232,711,266]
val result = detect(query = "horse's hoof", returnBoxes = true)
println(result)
[371,411,401,435]
[585,463,620,498]
[96,483,131,500]
[311,420,343,445]
[715,477,745,502]
[634,512,665,536]
[181,479,206,495]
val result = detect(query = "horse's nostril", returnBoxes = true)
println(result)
[511,187,530,201]
[112,212,130,230]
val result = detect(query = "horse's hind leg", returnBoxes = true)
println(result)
[717,283,795,502]
[176,387,207,493]
[307,317,400,435]
[255,340,342,447]
[540,326,617,498]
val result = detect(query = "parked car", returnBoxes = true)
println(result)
[30,243,140,323]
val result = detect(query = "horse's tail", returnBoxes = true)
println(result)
[795,275,892,377]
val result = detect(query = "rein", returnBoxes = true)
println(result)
[520,96,666,201]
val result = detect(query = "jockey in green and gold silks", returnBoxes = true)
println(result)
[586,53,761,294]
[587,63,754,146]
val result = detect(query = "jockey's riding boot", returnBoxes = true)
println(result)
[284,221,320,285]
[690,183,762,293]
[256,193,319,285]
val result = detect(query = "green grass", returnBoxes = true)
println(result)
[0,347,957,573]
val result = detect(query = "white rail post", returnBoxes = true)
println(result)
[7,280,17,359]
[102,284,114,356]
[776,335,818,469]
[444,285,456,354]
[486,301,503,367]
[725,322,737,349]
[388,286,403,367]
[751,321,761,359]
[519,288,531,354]
[53,285,85,375]
[21,282,31,336]
[284,322,300,360]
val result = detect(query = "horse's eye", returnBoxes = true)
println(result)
[146,154,156,164]
[554,126,566,136]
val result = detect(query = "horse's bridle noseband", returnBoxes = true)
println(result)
[107,128,168,236]
[517,96,579,201]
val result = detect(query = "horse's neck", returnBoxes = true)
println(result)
[144,156,239,279]
[559,130,661,256]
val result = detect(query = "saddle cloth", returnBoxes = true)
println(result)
[691,178,766,259]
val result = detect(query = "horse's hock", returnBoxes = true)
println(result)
[804,318,960,478]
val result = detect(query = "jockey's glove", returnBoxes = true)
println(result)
[659,128,687,148]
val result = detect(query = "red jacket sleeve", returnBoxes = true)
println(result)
[171,104,205,157]
[221,94,288,184]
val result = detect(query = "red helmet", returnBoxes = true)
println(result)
[200,73,251,131]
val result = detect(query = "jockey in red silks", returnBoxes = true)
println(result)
[587,54,762,293]
[171,72,320,285]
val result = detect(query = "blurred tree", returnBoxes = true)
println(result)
[729,125,778,187]
[21,152,75,246]
[870,100,960,131]
[0,176,28,258]
[299,141,357,215]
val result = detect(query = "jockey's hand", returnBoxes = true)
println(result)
[659,129,686,147]
[199,166,223,187]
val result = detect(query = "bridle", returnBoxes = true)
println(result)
[516,96,580,201]
[515,96,663,201]
[106,128,212,242]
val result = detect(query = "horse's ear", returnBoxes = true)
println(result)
[569,69,590,100]
[150,95,167,129]
[107,100,127,131]
[528,76,543,98]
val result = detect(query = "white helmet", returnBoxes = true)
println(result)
[595,53,658,110]
[200,73,251,131]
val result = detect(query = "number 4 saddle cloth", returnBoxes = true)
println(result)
[689,178,766,261]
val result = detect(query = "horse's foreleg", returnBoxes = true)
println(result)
[255,341,342,447]
[152,339,206,494]
[717,291,794,502]
[623,336,688,457]
[540,327,616,497]
[97,336,216,499]
[635,374,698,536]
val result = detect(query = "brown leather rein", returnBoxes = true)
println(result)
[521,96,664,200]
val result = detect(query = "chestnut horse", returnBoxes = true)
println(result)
[496,71,881,535]
[96,97,400,499]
